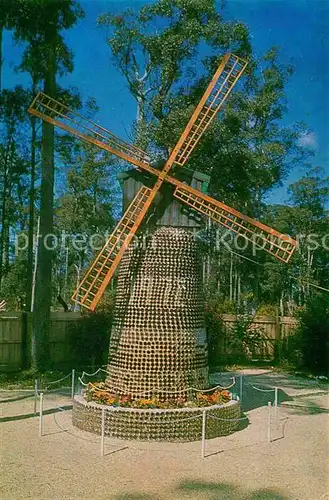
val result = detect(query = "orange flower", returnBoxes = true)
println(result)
[220,390,232,399]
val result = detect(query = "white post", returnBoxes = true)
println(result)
[39,392,44,437]
[274,387,278,422]
[101,408,105,457]
[71,369,75,400]
[267,401,272,443]
[34,378,38,415]
[239,375,243,402]
[201,410,206,459]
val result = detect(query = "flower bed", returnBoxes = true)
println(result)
[72,394,241,442]
[84,381,233,409]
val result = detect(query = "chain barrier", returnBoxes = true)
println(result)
[37,387,277,459]
[78,374,236,397]
[246,381,276,393]
[207,413,249,422]
[46,373,72,386]
[80,368,109,378]
[237,375,279,419]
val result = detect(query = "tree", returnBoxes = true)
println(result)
[288,167,329,302]
[98,0,250,149]
[7,0,84,370]
[0,87,30,288]
[97,0,314,317]
[54,139,116,301]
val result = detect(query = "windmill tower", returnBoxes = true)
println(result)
[29,53,296,402]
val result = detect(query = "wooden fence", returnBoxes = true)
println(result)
[218,314,297,360]
[0,312,297,372]
[0,312,82,372]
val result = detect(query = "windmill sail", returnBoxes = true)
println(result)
[27,53,266,311]
[28,92,151,167]
[173,185,296,263]
[72,186,156,310]
[170,54,248,167]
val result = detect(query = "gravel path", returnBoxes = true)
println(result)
[1,371,328,500]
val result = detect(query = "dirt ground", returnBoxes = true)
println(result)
[1,369,328,500]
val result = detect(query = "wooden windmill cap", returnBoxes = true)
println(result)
[118,169,210,228]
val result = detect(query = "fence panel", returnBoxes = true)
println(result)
[0,312,24,371]
[0,312,298,371]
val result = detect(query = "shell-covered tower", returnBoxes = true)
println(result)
[105,227,208,400]
[105,171,210,401]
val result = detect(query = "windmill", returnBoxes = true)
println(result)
[28,53,296,400]
[28,53,296,311]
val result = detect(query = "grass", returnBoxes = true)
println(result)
[0,369,72,390]
[1,361,327,391]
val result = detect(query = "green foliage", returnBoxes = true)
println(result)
[205,296,265,365]
[0,259,27,310]
[98,0,250,147]
[68,310,113,369]
[226,315,265,362]
[256,304,278,316]
[293,294,329,375]
[68,293,115,368]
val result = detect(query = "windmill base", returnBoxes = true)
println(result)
[72,395,241,442]
[105,227,209,401]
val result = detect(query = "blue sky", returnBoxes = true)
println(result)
[3,0,328,205]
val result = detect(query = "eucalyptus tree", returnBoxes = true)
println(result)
[0,87,29,288]
[7,0,84,369]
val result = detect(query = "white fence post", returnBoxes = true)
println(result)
[39,392,44,437]
[201,410,206,459]
[71,369,75,400]
[101,408,105,457]
[267,401,272,443]
[34,378,38,415]
[274,387,278,422]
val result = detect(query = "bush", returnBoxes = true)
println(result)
[256,304,278,316]
[293,294,329,375]
[68,294,115,369]
[205,295,265,366]
[226,315,265,362]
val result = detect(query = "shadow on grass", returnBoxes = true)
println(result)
[0,392,35,403]
[240,384,293,413]
[176,480,291,499]
[114,495,155,500]
[285,402,329,415]
[114,480,291,499]
[0,404,72,423]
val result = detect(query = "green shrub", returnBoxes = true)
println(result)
[205,294,266,365]
[68,294,115,369]
[256,304,278,316]
[226,315,265,362]
[293,294,329,375]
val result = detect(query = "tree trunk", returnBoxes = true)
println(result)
[229,252,233,302]
[0,26,3,94]
[31,25,56,371]
[0,167,7,287]
[26,83,37,311]
[0,141,11,287]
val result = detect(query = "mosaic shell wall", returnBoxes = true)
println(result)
[73,396,241,442]
[105,227,208,402]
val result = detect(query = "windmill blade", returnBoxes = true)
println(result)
[169,53,248,167]
[72,185,157,311]
[173,185,296,263]
[28,92,151,168]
